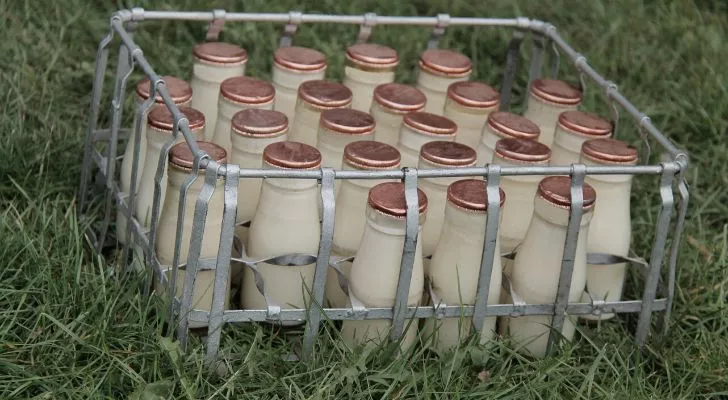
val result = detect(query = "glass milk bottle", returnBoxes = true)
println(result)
[229,109,289,250]
[211,76,275,154]
[416,49,472,115]
[509,176,596,358]
[578,138,637,321]
[443,81,500,150]
[341,182,428,350]
[242,142,322,325]
[550,111,612,165]
[425,179,505,351]
[289,80,352,147]
[135,105,205,229]
[272,46,327,121]
[522,79,582,147]
[397,112,457,168]
[317,108,375,170]
[417,141,477,263]
[118,76,192,244]
[370,83,427,146]
[477,111,540,165]
[155,141,228,328]
[189,42,247,137]
[325,141,401,308]
[343,43,399,112]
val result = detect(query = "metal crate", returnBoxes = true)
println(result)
[77,8,690,366]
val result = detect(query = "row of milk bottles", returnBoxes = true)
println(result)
[115,40,637,357]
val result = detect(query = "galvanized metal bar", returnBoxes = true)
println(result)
[205,9,226,42]
[635,163,676,345]
[527,32,546,90]
[547,165,586,354]
[390,168,420,341]
[545,24,560,78]
[499,29,526,111]
[427,14,450,49]
[355,13,377,44]
[471,166,502,334]
[604,82,620,139]
[301,168,336,361]
[659,174,689,335]
[279,11,302,47]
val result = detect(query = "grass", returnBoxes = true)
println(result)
[0,0,727,398]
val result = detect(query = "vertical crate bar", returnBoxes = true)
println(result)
[499,29,526,111]
[527,32,546,89]
[659,174,689,334]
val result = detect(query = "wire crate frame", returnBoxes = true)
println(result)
[77,8,690,366]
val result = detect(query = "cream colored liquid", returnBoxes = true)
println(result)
[522,94,578,147]
[370,101,406,147]
[343,66,396,112]
[417,70,470,115]
[398,124,455,168]
[476,123,505,165]
[444,98,494,150]
[272,65,326,123]
[190,61,246,139]
[550,125,602,166]
[212,97,274,154]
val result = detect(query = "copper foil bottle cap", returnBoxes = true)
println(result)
[344,141,401,170]
[447,81,500,109]
[581,138,638,164]
[263,141,322,170]
[403,112,457,137]
[220,76,275,105]
[298,80,353,109]
[320,109,375,135]
[419,49,472,77]
[368,182,428,217]
[169,141,227,170]
[558,111,612,137]
[530,79,582,105]
[148,105,205,131]
[372,83,427,114]
[193,42,248,64]
[447,179,506,211]
[136,75,192,104]
[420,141,477,167]
[487,111,540,140]
[346,43,399,69]
[274,46,327,72]
[231,109,288,137]
[537,176,596,209]
[494,138,551,164]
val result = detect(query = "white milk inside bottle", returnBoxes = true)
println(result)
[242,142,322,326]
[341,182,428,351]
[289,80,352,147]
[550,110,612,165]
[397,111,457,168]
[424,179,505,351]
[271,46,327,122]
[135,105,205,229]
[477,111,540,165]
[443,81,500,150]
[326,141,401,308]
[578,138,637,321]
[343,43,399,112]
[118,76,192,244]
[317,108,375,171]
[370,83,426,146]
[416,49,472,115]
[508,176,596,358]
[522,79,582,147]
[155,141,229,328]
[211,76,275,154]
[189,42,247,137]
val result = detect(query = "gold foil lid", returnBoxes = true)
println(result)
[273,46,327,72]
[581,138,638,164]
[136,75,192,104]
[494,138,551,164]
[537,176,596,209]
[148,105,205,131]
[487,111,540,140]
[344,141,400,170]
[403,112,457,136]
[193,42,248,64]
[263,141,321,170]
[169,141,227,170]
[420,141,477,167]
[372,83,427,113]
[419,49,472,77]
[231,109,288,137]
[447,81,500,109]
[298,80,352,109]
[345,43,399,69]
[320,109,375,135]
[368,182,427,217]
[558,111,612,137]
[220,76,275,104]
[530,79,582,105]
[447,179,506,211]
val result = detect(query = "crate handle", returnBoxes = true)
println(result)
[279,11,303,48]
[356,13,377,44]
[427,14,450,49]
[205,9,226,42]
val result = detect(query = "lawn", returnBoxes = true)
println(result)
[1,0,727,398]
